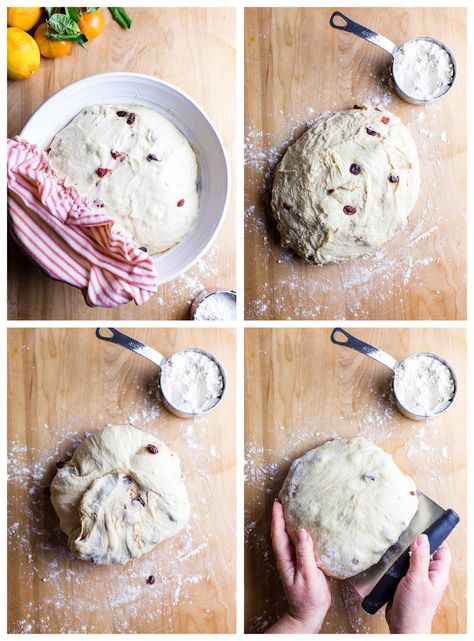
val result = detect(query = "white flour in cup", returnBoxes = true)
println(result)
[393,38,454,101]
[194,292,236,321]
[393,354,455,416]
[161,350,224,414]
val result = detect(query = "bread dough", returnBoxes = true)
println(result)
[271,106,420,264]
[48,105,199,255]
[51,424,190,565]
[279,437,418,579]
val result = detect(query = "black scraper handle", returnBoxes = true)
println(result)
[362,509,460,614]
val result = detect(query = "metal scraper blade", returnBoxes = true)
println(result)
[348,491,445,599]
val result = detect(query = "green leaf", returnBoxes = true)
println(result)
[64,7,81,23]
[85,7,99,12]
[47,31,88,49]
[44,7,55,18]
[108,7,132,29]
[47,13,82,36]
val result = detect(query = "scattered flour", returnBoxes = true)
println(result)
[245,68,461,320]
[244,376,457,632]
[8,376,228,633]
[155,244,229,317]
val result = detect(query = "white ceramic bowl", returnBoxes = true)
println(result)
[20,72,230,285]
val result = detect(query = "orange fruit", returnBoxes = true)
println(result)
[7,27,40,80]
[7,7,42,31]
[34,23,72,59]
[78,10,104,41]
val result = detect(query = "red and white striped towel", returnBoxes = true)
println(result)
[7,137,158,307]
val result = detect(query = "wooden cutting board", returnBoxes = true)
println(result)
[8,328,235,634]
[245,327,466,633]
[244,8,466,320]
[8,7,235,320]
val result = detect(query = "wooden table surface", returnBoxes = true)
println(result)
[8,7,236,320]
[8,328,236,634]
[244,8,466,320]
[244,328,466,633]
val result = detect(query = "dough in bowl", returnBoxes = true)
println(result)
[271,105,420,264]
[48,105,199,255]
[51,424,190,565]
[279,437,418,579]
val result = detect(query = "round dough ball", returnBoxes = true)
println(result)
[48,105,199,255]
[271,105,420,264]
[279,437,418,579]
[51,424,190,565]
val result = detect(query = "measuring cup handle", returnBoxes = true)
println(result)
[331,328,398,371]
[95,328,166,369]
[329,11,397,56]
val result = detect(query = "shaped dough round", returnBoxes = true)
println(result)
[279,437,418,579]
[51,424,190,565]
[48,105,199,255]
[271,106,420,264]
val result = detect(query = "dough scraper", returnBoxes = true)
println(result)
[348,491,459,613]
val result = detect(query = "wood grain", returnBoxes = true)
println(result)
[8,8,236,320]
[244,8,466,320]
[245,327,466,633]
[8,328,236,633]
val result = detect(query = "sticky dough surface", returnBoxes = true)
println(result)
[48,105,199,254]
[279,437,418,579]
[50,424,190,565]
[271,105,420,264]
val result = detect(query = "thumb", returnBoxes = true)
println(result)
[407,534,430,580]
[295,529,316,577]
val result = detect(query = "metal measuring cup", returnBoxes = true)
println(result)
[331,328,457,420]
[329,11,457,104]
[96,328,226,419]
[190,289,237,320]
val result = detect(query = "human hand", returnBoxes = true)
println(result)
[385,534,451,634]
[266,500,331,634]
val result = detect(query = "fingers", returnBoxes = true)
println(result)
[294,528,316,578]
[432,541,451,564]
[271,501,295,579]
[407,533,431,580]
[429,542,452,590]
